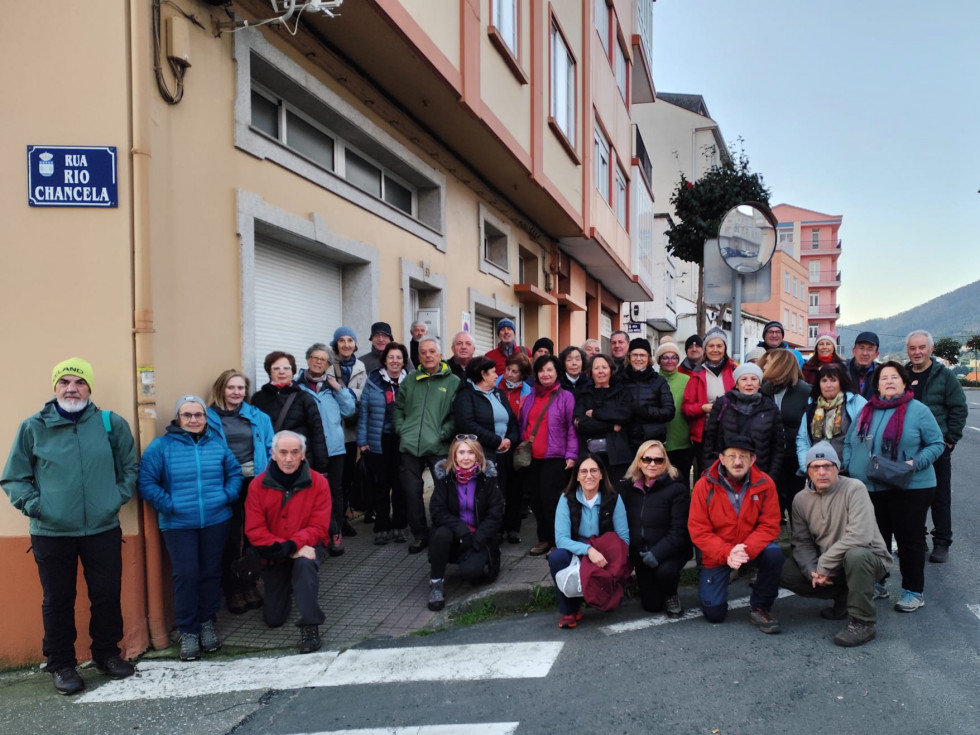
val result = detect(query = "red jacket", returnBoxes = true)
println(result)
[245,462,332,551]
[687,461,780,569]
[681,362,736,443]
[486,343,531,376]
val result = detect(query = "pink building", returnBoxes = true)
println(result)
[771,204,843,348]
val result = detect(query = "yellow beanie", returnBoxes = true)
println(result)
[52,358,95,392]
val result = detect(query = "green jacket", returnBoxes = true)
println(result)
[393,362,460,458]
[661,369,692,451]
[1,400,137,536]
[905,357,967,445]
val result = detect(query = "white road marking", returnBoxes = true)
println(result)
[77,642,563,704]
[304,725,519,735]
[600,589,795,635]
[968,604,980,621]
[967,426,980,432]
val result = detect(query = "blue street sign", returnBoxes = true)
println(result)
[27,145,118,208]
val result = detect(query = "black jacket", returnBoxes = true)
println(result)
[573,383,633,466]
[845,358,877,400]
[619,474,693,564]
[429,459,503,552]
[702,389,785,478]
[452,381,519,454]
[617,366,675,448]
[765,379,811,478]
[252,383,329,472]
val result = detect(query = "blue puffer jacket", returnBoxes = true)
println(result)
[138,424,242,530]
[206,402,275,475]
[357,369,404,452]
[297,369,356,457]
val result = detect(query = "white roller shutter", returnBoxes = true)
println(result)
[253,239,343,383]
[472,313,496,357]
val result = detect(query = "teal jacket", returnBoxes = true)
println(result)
[905,358,967,446]
[1,400,137,536]
[393,362,460,458]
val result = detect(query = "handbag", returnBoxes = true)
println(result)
[555,554,583,598]
[864,434,914,490]
[230,547,261,584]
[586,437,608,454]
[514,391,559,471]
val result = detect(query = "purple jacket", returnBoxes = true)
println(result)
[518,387,578,461]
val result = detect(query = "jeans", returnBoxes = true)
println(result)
[780,548,887,622]
[162,521,230,635]
[548,548,583,615]
[399,452,442,539]
[31,527,124,670]
[698,542,784,622]
[870,487,934,593]
[261,555,325,628]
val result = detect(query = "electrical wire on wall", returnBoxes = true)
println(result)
[152,0,205,104]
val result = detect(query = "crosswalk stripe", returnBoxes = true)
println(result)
[600,589,795,635]
[76,642,563,704]
[305,724,520,735]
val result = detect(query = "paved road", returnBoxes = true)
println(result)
[3,401,978,734]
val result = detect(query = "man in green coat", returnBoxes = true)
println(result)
[1,358,138,695]
[394,337,460,554]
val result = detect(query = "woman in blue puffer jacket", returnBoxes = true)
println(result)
[139,395,242,662]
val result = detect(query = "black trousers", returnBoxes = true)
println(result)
[324,454,346,536]
[632,553,685,613]
[871,487,934,594]
[428,525,490,580]
[366,433,406,532]
[31,527,123,670]
[399,452,442,539]
[930,447,952,546]
[526,457,571,545]
[261,556,325,628]
[221,476,255,597]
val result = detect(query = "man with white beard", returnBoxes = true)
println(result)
[2,358,138,695]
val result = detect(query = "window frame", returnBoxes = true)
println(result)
[549,16,578,158]
[488,0,527,83]
[615,164,628,227]
[594,125,610,202]
[478,204,513,285]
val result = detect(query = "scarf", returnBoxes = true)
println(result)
[455,463,478,484]
[498,342,516,358]
[811,392,845,440]
[731,389,762,414]
[533,381,559,398]
[703,356,728,377]
[857,389,913,460]
[338,354,356,386]
[505,379,523,390]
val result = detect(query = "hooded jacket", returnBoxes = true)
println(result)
[702,389,785,478]
[244,461,332,552]
[429,458,503,552]
[357,368,404,452]
[617,366,675,447]
[296,368,357,457]
[206,402,274,476]
[620,474,693,565]
[681,360,736,443]
[393,362,461,457]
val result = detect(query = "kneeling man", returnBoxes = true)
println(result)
[246,431,331,653]
[780,442,890,647]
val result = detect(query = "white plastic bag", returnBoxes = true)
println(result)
[555,555,583,598]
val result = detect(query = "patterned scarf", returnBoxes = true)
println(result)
[856,389,913,460]
[811,392,845,440]
[455,463,478,484]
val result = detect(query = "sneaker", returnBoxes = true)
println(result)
[873,582,889,600]
[929,543,949,564]
[529,541,552,556]
[666,595,683,618]
[179,633,201,661]
[894,589,925,613]
[298,625,322,654]
[328,534,345,557]
[408,537,429,555]
[200,620,221,653]
[374,531,389,546]
[821,595,849,620]
[427,579,445,611]
[389,528,407,543]
[95,655,135,679]
[749,607,782,634]
[51,666,85,695]
[227,591,248,615]
[244,586,263,610]
[558,611,583,629]
[834,617,877,647]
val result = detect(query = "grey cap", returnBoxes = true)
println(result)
[805,441,840,469]
[174,394,208,418]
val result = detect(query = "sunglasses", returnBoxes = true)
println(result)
[455,434,478,442]
[640,456,666,465]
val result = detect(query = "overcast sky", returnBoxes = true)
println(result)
[650,0,980,325]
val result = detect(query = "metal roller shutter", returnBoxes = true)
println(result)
[472,313,496,357]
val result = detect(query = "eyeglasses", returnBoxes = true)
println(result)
[640,456,666,465]
[179,412,205,420]
[722,452,752,462]
[455,434,478,442]
[659,355,679,362]
[578,467,602,476]
[808,463,836,473]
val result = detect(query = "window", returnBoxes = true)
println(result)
[791,313,797,333]
[784,272,790,293]
[809,325,819,341]
[809,260,821,280]
[809,293,819,308]
[778,230,793,243]
[479,205,511,283]
[811,230,820,249]
[492,0,518,56]
[783,308,789,327]
[792,277,798,299]
[614,41,628,101]
[615,166,628,227]
[595,1,609,56]
[594,126,610,201]
[550,22,576,144]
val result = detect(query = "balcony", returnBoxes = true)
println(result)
[808,305,841,321]
[809,270,841,288]
[631,0,655,104]
[803,237,843,256]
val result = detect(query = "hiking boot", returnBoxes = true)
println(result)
[51,666,85,695]
[408,537,429,555]
[298,625,322,654]
[929,542,949,564]
[749,607,782,634]
[389,528,407,543]
[227,591,248,615]
[821,595,849,620]
[200,620,221,653]
[328,533,345,557]
[873,581,889,600]
[427,579,445,611]
[894,589,925,613]
[96,655,135,679]
[374,531,389,546]
[244,587,263,610]
[179,633,201,661]
[666,595,683,618]
[834,617,876,647]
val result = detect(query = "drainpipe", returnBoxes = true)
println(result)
[130,0,168,651]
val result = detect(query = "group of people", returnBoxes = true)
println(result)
[1,320,966,694]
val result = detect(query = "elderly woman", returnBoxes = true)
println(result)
[496,351,532,542]
[801,332,845,386]
[620,441,692,617]
[573,353,632,482]
[619,338,675,452]
[330,327,368,535]
[426,436,504,611]
[703,362,785,479]
[681,328,736,480]
[559,345,591,394]
[796,363,866,473]
[844,361,944,613]
[207,369,274,615]
[519,354,578,556]
[550,455,630,628]
[358,342,410,545]
[761,349,812,516]
[139,396,242,661]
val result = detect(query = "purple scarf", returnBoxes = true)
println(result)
[857,389,913,460]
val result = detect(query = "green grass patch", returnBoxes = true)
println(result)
[449,597,499,626]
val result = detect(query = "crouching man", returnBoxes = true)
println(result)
[780,441,890,647]
[245,431,331,654]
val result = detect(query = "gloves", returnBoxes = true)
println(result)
[255,540,297,561]
[640,549,659,568]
